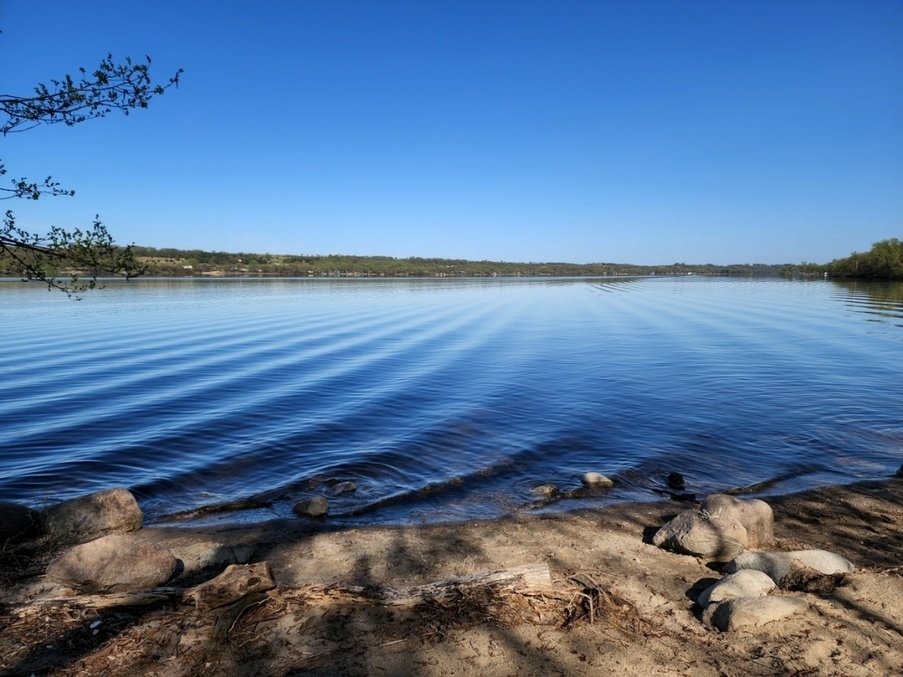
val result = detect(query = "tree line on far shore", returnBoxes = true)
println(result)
[825,238,903,279]
[3,239,900,284]
[119,248,822,279]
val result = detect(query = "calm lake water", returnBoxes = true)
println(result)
[1,276,901,526]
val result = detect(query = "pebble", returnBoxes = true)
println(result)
[293,496,329,518]
[582,472,614,488]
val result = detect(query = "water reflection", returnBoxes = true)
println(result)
[829,279,903,327]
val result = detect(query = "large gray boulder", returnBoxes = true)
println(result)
[46,533,178,593]
[709,596,809,632]
[724,549,855,584]
[701,494,774,548]
[652,510,748,561]
[42,488,143,545]
[697,569,776,608]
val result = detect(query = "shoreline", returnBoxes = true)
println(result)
[3,476,903,675]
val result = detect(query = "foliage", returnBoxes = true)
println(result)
[828,239,903,279]
[0,53,182,296]
[114,246,808,279]
[1,210,146,296]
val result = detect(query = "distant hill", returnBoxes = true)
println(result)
[123,246,817,279]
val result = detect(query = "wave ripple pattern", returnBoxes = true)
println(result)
[1,277,901,525]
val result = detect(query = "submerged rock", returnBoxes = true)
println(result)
[666,472,686,490]
[582,472,614,488]
[293,496,329,518]
[333,481,357,495]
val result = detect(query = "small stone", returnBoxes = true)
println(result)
[531,484,558,497]
[582,472,614,488]
[42,488,143,545]
[46,534,177,593]
[666,472,686,490]
[709,596,809,632]
[293,496,329,518]
[697,569,776,608]
[652,510,748,561]
[333,481,357,495]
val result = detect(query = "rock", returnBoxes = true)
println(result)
[293,496,329,518]
[652,510,748,561]
[701,494,774,548]
[697,569,776,608]
[0,501,42,543]
[582,472,613,488]
[709,596,809,632]
[333,481,357,495]
[46,534,178,593]
[724,550,855,584]
[666,472,685,490]
[42,488,143,545]
[531,484,558,497]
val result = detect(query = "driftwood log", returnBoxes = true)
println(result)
[292,562,553,607]
[187,562,275,611]
[26,562,275,611]
[25,562,551,611]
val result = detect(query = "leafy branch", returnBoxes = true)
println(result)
[1,210,146,298]
[0,53,181,295]
[0,54,182,135]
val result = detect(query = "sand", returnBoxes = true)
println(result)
[2,477,903,676]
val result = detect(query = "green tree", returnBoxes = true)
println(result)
[829,238,903,279]
[0,53,182,296]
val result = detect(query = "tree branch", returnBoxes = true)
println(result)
[0,54,182,135]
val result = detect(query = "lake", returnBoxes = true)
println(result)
[1,276,901,526]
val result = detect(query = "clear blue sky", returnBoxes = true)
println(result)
[2,1,901,264]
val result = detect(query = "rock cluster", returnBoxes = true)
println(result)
[651,492,856,632]
[696,548,855,631]
[0,484,863,642]
[2,488,253,595]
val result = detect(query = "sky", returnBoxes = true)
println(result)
[1,1,901,265]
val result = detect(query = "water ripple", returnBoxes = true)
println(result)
[1,276,901,524]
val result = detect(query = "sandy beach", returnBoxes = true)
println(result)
[3,476,903,676]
